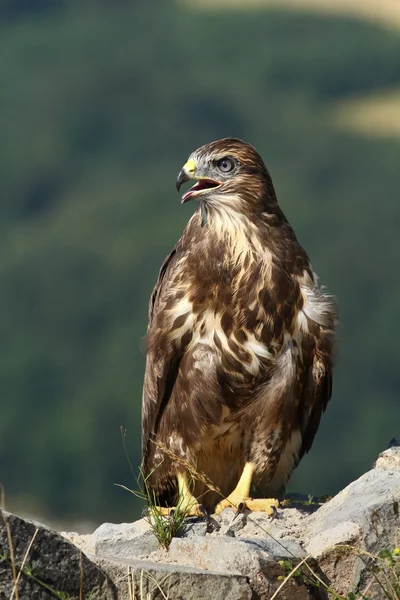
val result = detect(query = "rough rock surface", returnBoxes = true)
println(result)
[3,447,400,599]
[0,510,116,600]
[302,446,400,599]
[90,519,159,558]
[167,534,312,599]
[94,556,253,600]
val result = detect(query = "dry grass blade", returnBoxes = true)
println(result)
[139,569,145,600]
[138,570,170,600]
[301,560,344,600]
[359,574,375,599]
[270,554,312,600]
[127,566,134,600]
[333,544,400,600]
[152,440,223,497]
[118,439,218,550]
[79,550,83,600]
[1,486,19,600]
[10,527,38,600]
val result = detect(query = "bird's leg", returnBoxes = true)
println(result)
[154,471,206,517]
[214,461,279,516]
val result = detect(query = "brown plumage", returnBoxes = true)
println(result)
[142,138,337,514]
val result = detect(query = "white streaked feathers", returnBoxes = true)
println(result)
[301,284,337,327]
[298,269,337,332]
[168,266,334,375]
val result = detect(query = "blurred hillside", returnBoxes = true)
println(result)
[1,1,400,526]
[183,0,400,30]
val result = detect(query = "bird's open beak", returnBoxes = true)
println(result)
[176,159,196,198]
[176,169,190,193]
[176,159,222,204]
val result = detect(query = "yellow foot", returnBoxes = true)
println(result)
[149,471,207,518]
[151,503,207,518]
[215,496,279,516]
[214,462,280,516]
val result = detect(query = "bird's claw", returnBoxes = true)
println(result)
[269,505,279,520]
[233,501,246,520]
[198,504,210,522]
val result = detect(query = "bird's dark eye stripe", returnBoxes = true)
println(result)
[217,157,235,173]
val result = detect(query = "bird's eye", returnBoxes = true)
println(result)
[217,157,234,173]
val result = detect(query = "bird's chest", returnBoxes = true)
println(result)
[193,257,235,299]
[189,306,277,383]
[170,242,300,376]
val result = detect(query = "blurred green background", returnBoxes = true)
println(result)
[1,0,400,528]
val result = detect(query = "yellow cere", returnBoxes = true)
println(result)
[183,159,196,174]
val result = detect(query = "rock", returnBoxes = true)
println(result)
[177,515,211,537]
[303,449,400,598]
[374,445,400,469]
[230,507,314,542]
[305,463,400,554]
[90,519,159,559]
[94,556,253,600]
[306,521,361,557]
[61,530,93,554]
[0,510,116,600]
[168,535,320,599]
[217,509,247,536]
[6,447,400,599]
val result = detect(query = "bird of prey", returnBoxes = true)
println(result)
[141,138,337,516]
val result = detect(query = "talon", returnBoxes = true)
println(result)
[213,464,280,517]
[148,503,206,518]
[198,504,209,521]
[233,501,246,519]
[215,497,246,515]
[245,498,280,515]
[269,505,279,520]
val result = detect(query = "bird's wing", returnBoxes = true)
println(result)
[298,286,336,459]
[141,241,189,469]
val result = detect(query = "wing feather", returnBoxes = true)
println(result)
[299,318,336,459]
[141,242,187,471]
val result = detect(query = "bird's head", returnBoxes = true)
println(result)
[176,138,278,215]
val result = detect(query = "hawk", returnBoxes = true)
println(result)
[142,138,337,516]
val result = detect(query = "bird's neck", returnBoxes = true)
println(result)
[197,201,267,269]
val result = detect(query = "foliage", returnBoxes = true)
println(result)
[0,2,400,523]
[118,470,192,551]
